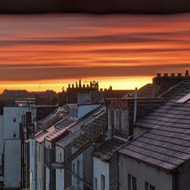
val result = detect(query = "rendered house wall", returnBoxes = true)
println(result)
[118,154,172,190]
[93,156,109,190]
[4,139,21,187]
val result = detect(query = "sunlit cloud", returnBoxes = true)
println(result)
[0,14,190,92]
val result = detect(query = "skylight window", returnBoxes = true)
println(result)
[176,94,190,103]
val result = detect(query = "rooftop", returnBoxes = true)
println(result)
[38,106,67,130]
[56,106,105,148]
[45,117,78,142]
[93,137,126,161]
[119,87,190,172]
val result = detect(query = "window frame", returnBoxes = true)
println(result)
[114,109,120,129]
[101,174,105,190]
[128,174,137,190]
[145,181,155,190]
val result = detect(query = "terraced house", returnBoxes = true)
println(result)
[118,76,190,190]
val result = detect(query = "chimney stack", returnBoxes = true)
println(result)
[185,70,189,77]
[178,73,182,77]
[79,79,81,88]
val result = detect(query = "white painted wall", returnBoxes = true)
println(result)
[36,142,45,190]
[119,155,173,190]
[30,132,44,190]
[45,140,52,190]
[93,156,109,190]
[45,167,50,190]
[56,145,65,190]
[78,104,101,119]
[4,107,29,139]
[4,139,21,187]
[30,138,36,190]
[72,146,83,190]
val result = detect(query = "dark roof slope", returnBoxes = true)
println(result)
[119,88,190,171]
[45,117,77,142]
[93,137,126,161]
[55,117,78,130]
[137,84,153,98]
[38,107,67,130]
[159,80,190,100]
[72,133,90,149]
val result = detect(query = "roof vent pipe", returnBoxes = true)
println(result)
[133,87,137,123]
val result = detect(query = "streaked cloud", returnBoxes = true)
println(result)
[0,14,190,91]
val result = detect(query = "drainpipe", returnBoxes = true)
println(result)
[133,88,137,123]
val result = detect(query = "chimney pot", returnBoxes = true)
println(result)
[164,73,168,77]
[178,73,182,77]
[79,79,81,88]
[185,70,189,77]
[157,73,161,77]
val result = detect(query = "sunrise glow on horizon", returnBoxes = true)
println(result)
[0,76,153,94]
[0,14,190,93]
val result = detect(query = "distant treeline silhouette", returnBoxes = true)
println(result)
[0,0,190,14]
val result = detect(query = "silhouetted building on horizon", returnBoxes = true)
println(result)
[58,80,101,105]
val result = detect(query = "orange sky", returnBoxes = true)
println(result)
[0,14,190,93]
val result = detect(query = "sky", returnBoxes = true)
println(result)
[0,14,190,93]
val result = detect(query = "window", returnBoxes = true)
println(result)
[0,165,2,175]
[77,160,80,185]
[145,182,155,190]
[122,109,129,130]
[94,178,98,190]
[108,109,111,129]
[60,153,62,173]
[13,118,16,123]
[73,163,75,173]
[128,174,137,190]
[39,146,40,162]
[101,174,105,190]
[107,109,112,138]
[60,152,62,162]
[114,109,119,128]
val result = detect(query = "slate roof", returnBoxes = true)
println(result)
[137,84,153,98]
[45,117,77,142]
[56,106,105,148]
[36,126,55,143]
[68,113,107,151]
[93,137,126,161]
[72,133,90,149]
[159,80,190,100]
[82,113,107,138]
[119,87,190,171]
[38,107,67,130]
[122,84,153,99]
[55,117,78,130]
